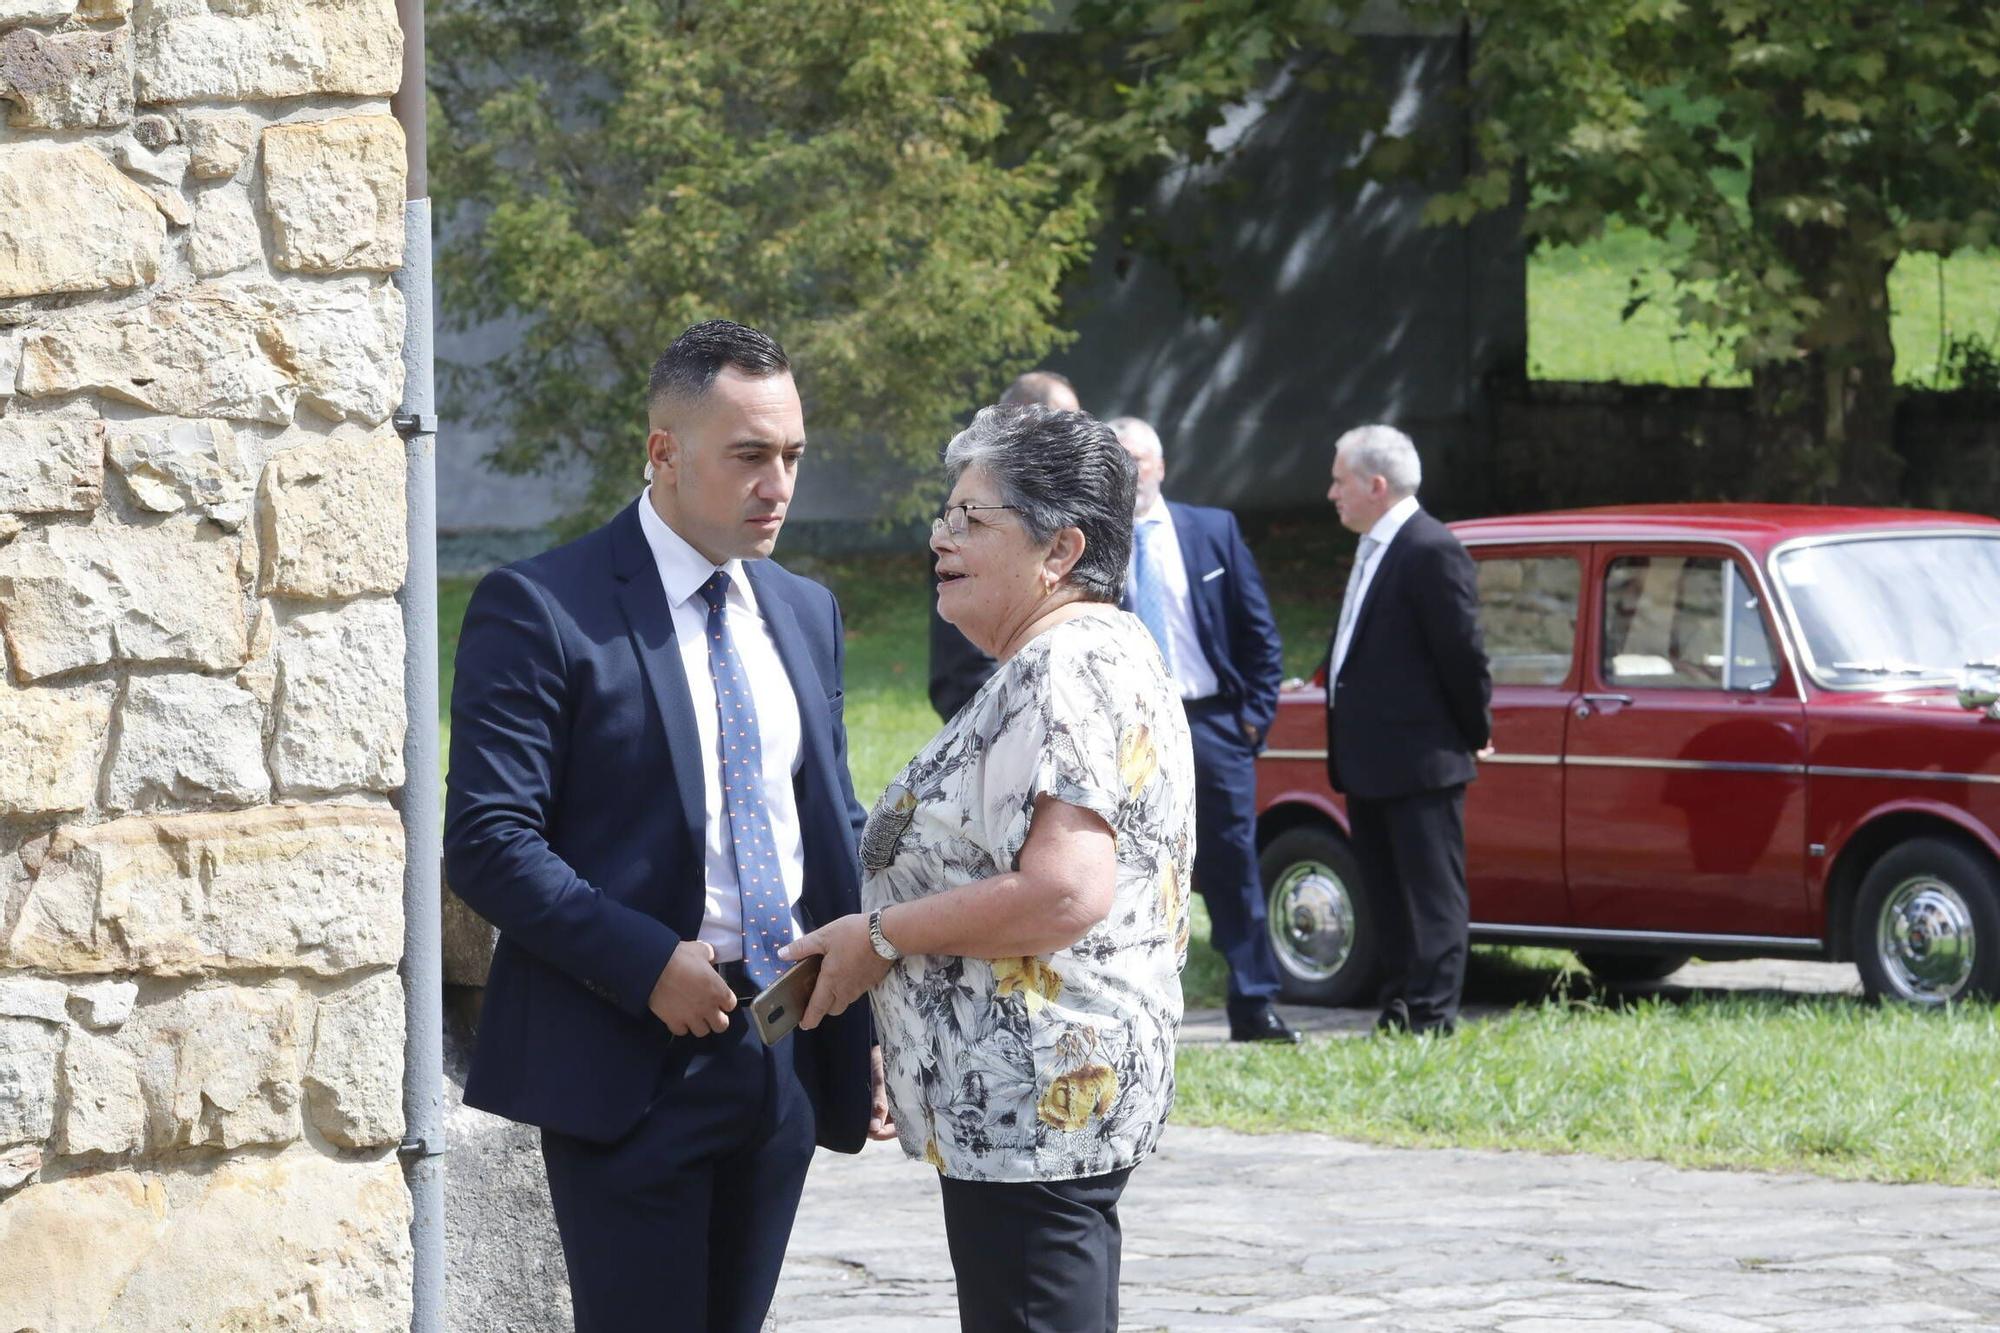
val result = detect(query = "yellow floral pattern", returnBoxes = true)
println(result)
[862,609,1196,1182]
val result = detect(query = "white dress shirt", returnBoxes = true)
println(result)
[1127,501,1221,700]
[636,494,806,961]
[1330,493,1422,676]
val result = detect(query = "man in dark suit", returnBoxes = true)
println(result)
[1323,424,1492,1036]
[927,369,1081,719]
[1111,416,1297,1043]
[444,320,883,1333]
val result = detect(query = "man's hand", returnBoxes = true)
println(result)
[778,912,891,1031]
[647,940,735,1037]
[1476,745,1497,761]
[867,1044,898,1142]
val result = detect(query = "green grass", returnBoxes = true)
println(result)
[1529,223,2000,387]
[1175,993,2000,1188]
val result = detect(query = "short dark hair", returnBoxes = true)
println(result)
[647,319,790,410]
[998,370,1076,408]
[943,405,1135,602]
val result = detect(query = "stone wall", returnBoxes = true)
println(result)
[1491,379,2000,517]
[0,0,413,1326]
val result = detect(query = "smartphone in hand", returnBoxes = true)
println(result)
[750,956,822,1045]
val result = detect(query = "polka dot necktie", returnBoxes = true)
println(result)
[697,571,790,988]
[1133,521,1175,675]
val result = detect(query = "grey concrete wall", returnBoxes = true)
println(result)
[433,30,1525,542]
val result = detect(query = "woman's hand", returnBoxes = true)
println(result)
[867,1044,899,1142]
[779,912,891,1030]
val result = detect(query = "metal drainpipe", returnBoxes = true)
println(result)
[391,0,445,1328]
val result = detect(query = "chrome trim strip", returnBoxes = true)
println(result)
[1484,753,1561,766]
[1469,922,1822,950]
[1457,532,1810,704]
[1811,764,2000,788]
[1259,748,1327,762]
[1567,756,1806,776]
[1765,529,2000,694]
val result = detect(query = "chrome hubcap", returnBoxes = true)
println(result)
[1877,875,1977,1003]
[1267,859,1355,982]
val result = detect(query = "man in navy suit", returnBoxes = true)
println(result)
[1324,424,1492,1036]
[444,320,883,1332]
[1111,416,1298,1043]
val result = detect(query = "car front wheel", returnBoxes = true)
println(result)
[1854,836,2000,1005]
[1260,824,1378,1007]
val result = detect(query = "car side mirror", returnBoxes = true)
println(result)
[1958,666,2000,721]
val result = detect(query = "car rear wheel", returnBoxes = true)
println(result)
[1854,836,2000,1006]
[1575,951,1691,984]
[1260,824,1378,1006]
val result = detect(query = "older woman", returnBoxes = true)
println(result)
[783,405,1195,1332]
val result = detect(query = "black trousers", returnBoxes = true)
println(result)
[1186,701,1282,1015]
[940,1166,1134,1333]
[538,1011,816,1333]
[1347,784,1469,1029]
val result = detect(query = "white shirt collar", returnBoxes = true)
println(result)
[1135,497,1173,528]
[1365,493,1421,549]
[635,491,756,612]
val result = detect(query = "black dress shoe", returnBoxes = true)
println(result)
[1374,999,1411,1034]
[1228,1004,1302,1044]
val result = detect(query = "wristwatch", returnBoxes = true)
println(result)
[867,909,902,962]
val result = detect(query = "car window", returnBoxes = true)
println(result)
[1476,554,1579,686]
[1601,554,1776,691]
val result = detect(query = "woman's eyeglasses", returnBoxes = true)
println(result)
[931,502,1023,540]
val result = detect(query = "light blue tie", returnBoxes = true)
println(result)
[698,571,790,988]
[1133,522,1175,674]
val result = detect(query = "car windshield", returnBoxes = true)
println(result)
[1774,534,2000,687]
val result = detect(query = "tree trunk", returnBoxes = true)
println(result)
[1748,150,1901,504]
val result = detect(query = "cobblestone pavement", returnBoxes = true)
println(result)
[778,960,2000,1332]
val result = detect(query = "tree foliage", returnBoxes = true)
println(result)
[431,0,1097,528]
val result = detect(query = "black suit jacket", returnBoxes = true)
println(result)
[1325,507,1492,800]
[444,500,874,1149]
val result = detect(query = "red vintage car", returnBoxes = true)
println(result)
[1256,504,2000,1007]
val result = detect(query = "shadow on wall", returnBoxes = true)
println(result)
[1052,34,1525,522]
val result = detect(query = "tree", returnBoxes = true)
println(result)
[430,0,1096,528]
[1387,1,2000,501]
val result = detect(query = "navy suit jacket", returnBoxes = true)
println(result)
[443,500,874,1149]
[1125,501,1284,747]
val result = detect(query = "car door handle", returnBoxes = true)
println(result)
[1574,693,1634,718]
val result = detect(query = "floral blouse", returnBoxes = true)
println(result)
[861,607,1196,1183]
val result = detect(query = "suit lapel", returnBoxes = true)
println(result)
[1345,512,1419,661]
[746,563,839,924]
[610,502,707,849]
[1168,503,1223,667]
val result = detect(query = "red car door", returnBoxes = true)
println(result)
[1462,544,1580,925]
[1563,543,1814,939]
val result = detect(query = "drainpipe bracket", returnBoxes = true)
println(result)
[398,1133,447,1159]
[393,412,438,439]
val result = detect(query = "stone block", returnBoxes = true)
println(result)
[131,111,176,148]
[106,418,250,526]
[440,880,496,987]
[278,278,406,423]
[260,426,407,599]
[18,280,293,423]
[135,0,402,104]
[0,519,247,679]
[107,673,269,811]
[3,806,404,976]
[0,0,72,27]
[0,1015,61,1144]
[305,970,402,1149]
[0,1151,412,1331]
[0,675,115,818]
[128,982,306,1149]
[263,115,405,273]
[0,329,17,396]
[187,183,262,276]
[56,1027,144,1155]
[111,134,191,227]
[0,417,102,515]
[186,109,257,179]
[271,599,405,795]
[0,976,65,1023]
[69,979,137,1030]
[0,142,164,299]
[0,25,131,130]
